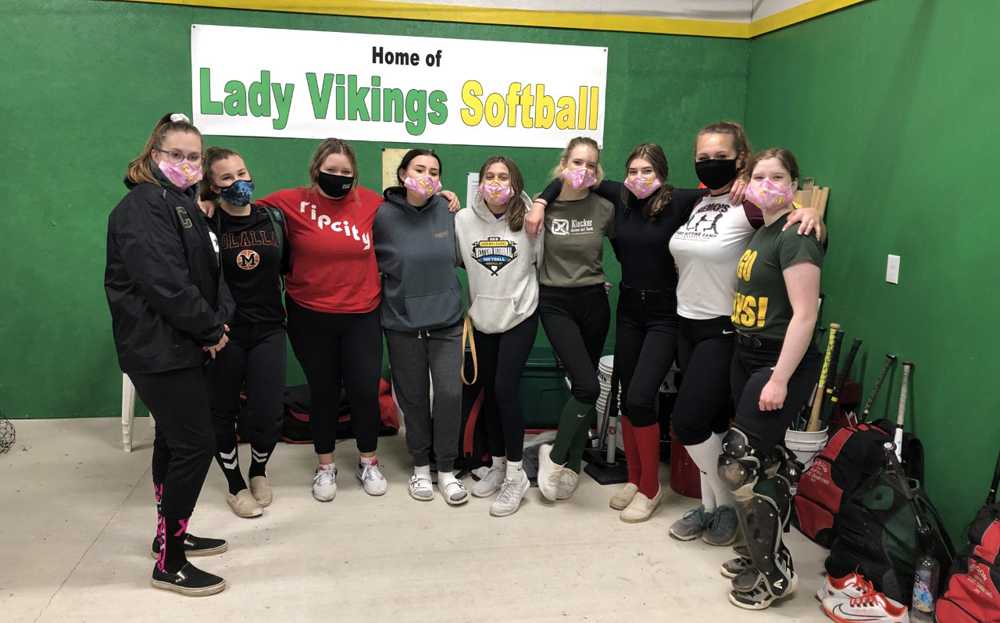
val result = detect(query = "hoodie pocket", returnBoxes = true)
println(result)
[468,295,518,333]
[403,286,462,327]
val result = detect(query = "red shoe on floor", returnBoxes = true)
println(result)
[815,572,876,601]
[821,591,910,623]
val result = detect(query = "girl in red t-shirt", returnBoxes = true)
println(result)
[258,139,386,502]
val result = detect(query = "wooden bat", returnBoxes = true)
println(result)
[858,354,897,423]
[806,322,840,432]
[893,361,914,462]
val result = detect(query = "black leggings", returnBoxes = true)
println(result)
[672,316,736,445]
[731,339,820,456]
[209,324,286,449]
[614,287,678,427]
[286,296,383,455]
[539,284,610,404]
[131,367,215,520]
[475,312,539,462]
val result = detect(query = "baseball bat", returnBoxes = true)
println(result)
[824,330,846,401]
[825,338,863,427]
[988,449,1000,505]
[893,361,914,462]
[806,323,840,432]
[859,354,898,423]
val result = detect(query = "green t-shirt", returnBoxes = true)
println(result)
[539,193,615,287]
[732,213,824,340]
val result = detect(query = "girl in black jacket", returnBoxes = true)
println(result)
[105,113,233,597]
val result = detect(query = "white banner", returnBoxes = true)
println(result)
[191,24,607,148]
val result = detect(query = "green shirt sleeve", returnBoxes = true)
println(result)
[778,229,825,271]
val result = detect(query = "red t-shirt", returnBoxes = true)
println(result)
[259,186,381,314]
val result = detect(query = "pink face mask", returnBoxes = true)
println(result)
[562,166,598,190]
[624,174,662,200]
[404,175,442,201]
[479,181,514,205]
[158,159,203,190]
[746,177,796,211]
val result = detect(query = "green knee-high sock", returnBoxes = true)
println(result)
[549,397,594,468]
[566,406,597,472]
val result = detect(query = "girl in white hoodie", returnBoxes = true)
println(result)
[455,156,542,517]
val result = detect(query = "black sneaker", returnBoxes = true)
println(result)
[728,570,798,611]
[151,562,226,597]
[720,544,752,578]
[150,534,228,558]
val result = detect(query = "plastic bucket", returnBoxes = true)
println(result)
[785,427,829,469]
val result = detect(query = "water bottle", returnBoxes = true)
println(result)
[910,524,940,622]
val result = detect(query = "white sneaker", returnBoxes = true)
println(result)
[408,471,434,501]
[438,474,469,506]
[816,572,876,602]
[472,463,505,498]
[355,460,388,496]
[556,468,579,500]
[490,471,530,517]
[312,464,337,502]
[537,444,563,502]
[821,591,909,622]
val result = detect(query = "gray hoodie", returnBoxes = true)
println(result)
[455,191,541,334]
[373,188,463,332]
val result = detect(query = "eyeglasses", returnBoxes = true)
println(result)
[155,148,202,164]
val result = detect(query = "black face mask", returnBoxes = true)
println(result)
[317,171,354,198]
[695,158,738,190]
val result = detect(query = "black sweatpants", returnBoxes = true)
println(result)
[539,284,610,404]
[672,316,736,445]
[730,337,820,457]
[131,366,215,521]
[286,296,383,455]
[475,312,539,462]
[209,323,286,451]
[614,287,678,427]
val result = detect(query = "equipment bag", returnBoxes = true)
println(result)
[937,449,1000,623]
[795,418,923,547]
[826,443,954,605]
[277,380,400,444]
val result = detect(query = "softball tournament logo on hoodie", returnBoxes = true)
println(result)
[471,236,517,276]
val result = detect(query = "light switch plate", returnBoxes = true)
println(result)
[886,254,900,284]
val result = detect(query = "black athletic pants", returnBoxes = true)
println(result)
[475,312,539,462]
[539,284,610,404]
[131,366,215,521]
[672,316,736,445]
[614,286,678,427]
[209,323,286,451]
[285,296,383,455]
[730,335,820,457]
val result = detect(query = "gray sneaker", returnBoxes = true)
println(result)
[669,505,713,541]
[490,471,530,517]
[703,505,739,546]
[472,463,505,498]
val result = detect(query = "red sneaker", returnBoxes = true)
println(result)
[815,572,876,602]
[822,591,910,623]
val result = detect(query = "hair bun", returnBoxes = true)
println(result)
[169,113,191,123]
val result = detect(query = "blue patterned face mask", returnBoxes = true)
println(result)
[219,179,255,207]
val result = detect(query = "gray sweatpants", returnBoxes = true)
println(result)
[385,322,463,472]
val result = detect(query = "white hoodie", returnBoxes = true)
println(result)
[455,191,542,334]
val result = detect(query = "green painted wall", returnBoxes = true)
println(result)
[0,0,747,418]
[745,0,1000,541]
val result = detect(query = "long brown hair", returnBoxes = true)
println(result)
[478,156,527,232]
[126,113,202,186]
[309,138,358,189]
[696,121,752,178]
[199,146,242,202]
[624,143,673,220]
[550,136,604,185]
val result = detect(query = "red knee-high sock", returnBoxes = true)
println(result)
[621,416,641,486]
[633,422,661,498]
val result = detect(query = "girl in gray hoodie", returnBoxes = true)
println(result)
[455,156,542,517]
[374,149,468,506]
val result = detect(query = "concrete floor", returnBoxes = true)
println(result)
[1,418,829,623]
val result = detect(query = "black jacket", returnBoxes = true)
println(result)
[105,175,235,374]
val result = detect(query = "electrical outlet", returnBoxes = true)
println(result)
[886,254,900,284]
